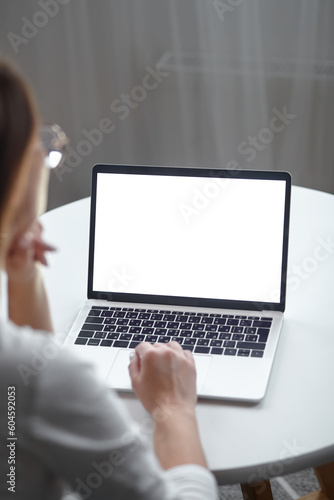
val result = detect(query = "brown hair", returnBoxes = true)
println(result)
[0,59,38,227]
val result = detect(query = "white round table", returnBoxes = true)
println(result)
[41,185,334,486]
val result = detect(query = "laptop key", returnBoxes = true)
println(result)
[227,319,239,325]
[75,338,88,345]
[142,320,154,327]
[103,325,117,332]
[129,342,140,349]
[231,327,243,334]
[116,319,129,325]
[138,313,150,319]
[176,315,188,322]
[107,333,119,340]
[114,311,126,318]
[238,349,250,357]
[167,322,179,329]
[126,312,138,318]
[184,338,196,346]
[189,317,201,323]
[168,329,178,336]
[100,340,113,347]
[152,313,163,320]
[142,327,154,335]
[244,327,256,334]
[129,327,141,334]
[253,320,271,328]
[224,348,237,356]
[245,334,258,342]
[113,340,129,348]
[171,337,183,344]
[132,334,145,342]
[129,319,141,326]
[78,331,94,338]
[211,347,223,355]
[195,346,210,354]
[88,310,102,317]
[257,328,270,343]
[224,340,236,348]
[101,311,114,317]
[180,323,191,330]
[197,339,209,346]
[205,325,217,332]
[182,345,194,352]
[219,333,231,340]
[237,341,266,350]
[164,315,176,321]
[94,332,107,339]
[214,318,226,325]
[155,328,167,336]
[232,334,244,341]
[210,339,222,347]
[116,326,129,333]
[180,330,192,338]
[240,320,252,326]
[251,350,264,358]
[88,339,100,346]
[158,336,171,343]
[120,334,132,341]
[218,326,230,333]
[145,335,158,343]
[206,332,218,339]
[82,323,104,331]
[193,332,205,339]
[155,321,167,328]
[192,324,205,331]
[104,318,117,325]
[201,317,213,324]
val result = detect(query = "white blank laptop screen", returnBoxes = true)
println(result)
[92,173,286,303]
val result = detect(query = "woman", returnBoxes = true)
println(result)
[0,59,219,499]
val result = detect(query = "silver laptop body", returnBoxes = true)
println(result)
[65,164,291,403]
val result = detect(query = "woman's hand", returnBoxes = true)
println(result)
[129,341,208,469]
[129,341,197,417]
[6,220,56,283]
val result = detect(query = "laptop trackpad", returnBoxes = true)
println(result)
[106,350,212,393]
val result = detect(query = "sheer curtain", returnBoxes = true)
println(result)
[1,0,333,210]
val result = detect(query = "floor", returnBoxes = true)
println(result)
[219,468,320,499]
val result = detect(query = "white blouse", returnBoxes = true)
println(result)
[0,319,219,499]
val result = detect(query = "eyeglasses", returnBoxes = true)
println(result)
[40,123,68,169]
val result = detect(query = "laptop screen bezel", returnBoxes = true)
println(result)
[88,164,291,313]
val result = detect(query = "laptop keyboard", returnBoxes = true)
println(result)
[74,306,272,357]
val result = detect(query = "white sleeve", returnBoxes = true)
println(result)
[25,346,219,500]
[166,465,220,499]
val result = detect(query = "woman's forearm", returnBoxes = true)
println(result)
[8,265,53,333]
[154,407,207,469]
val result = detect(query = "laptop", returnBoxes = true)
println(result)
[65,164,291,402]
